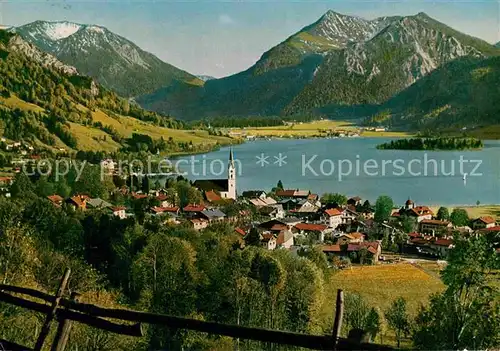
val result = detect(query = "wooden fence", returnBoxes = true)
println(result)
[0,269,393,351]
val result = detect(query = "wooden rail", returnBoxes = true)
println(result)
[0,271,393,351]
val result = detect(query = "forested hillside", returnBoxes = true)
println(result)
[0,30,232,153]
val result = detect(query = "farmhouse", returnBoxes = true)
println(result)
[472,216,497,230]
[419,219,452,235]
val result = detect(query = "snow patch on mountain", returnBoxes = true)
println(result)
[36,21,82,41]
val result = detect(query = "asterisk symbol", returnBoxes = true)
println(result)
[255,153,270,167]
[274,153,287,167]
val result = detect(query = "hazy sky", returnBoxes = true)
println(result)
[2,0,499,77]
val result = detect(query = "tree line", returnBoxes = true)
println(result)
[377,137,483,150]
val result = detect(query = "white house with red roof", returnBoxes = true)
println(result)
[322,208,343,229]
[472,216,497,230]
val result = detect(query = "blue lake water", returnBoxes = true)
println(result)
[176,138,500,207]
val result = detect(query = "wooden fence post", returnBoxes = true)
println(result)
[34,268,71,351]
[332,289,344,351]
[51,291,80,351]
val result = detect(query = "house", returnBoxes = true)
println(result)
[307,194,319,202]
[47,194,64,207]
[259,204,285,220]
[193,149,236,200]
[472,216,497,230]
[409,206,434,222]
[276,230,294,249]
[275,189,310,199]
[290,199,320,215]
[131,192,148,200]
[419,219,452,235]
[249,197,277,207]
[156,194,174,208]
[347,196,362,207]
[190,218,209,231]
[242,190,266,199]
[203,190,222,205]
[111,206,127,219]
[86,198,112,210]
[347,242,382,263]
[336,232,365,245]
[429,238,454,257]
[321,244,342,256]
[200,209,226,222]
[322,208,343,229]
[183,204,206,216]
[261,233,277,250]
[66,195,88,210]
[294,223,329,242]
[0,176,13,186]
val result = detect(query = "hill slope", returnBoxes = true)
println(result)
[13,21,201,97]
[0,30,231,153]
[369,56,500,131]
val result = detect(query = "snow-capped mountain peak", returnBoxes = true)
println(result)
[32,21,83,41]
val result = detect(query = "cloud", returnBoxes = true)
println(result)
[218,14,235,25]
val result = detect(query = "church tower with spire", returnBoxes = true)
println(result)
[227,148,236,200]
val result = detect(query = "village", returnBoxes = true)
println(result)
[1,148,497,270]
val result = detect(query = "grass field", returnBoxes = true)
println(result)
[229,120,412,138]
[323,263,445,347]
[429,205,500,219]
[325,263,445,315]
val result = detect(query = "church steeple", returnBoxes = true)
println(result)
[227,148,236,200]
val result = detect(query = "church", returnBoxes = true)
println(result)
[193,149,236,200]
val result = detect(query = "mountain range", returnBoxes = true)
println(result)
[135,11,500,124]
[8,13,500,130]
[12,21,201,98]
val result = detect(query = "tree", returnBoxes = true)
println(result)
[436,207,450,221]
[450,208,469,226]
[245,228,261,247]
[142,175,151,194]
[10,172,35,199]
[374,196,393,223]
[413,236,500,349]
[401,215,416,233]
[385,297,410,348]
[343,293,380,341]
[276,180,284,190]
[321,193,347,206]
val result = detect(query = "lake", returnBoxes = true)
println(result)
[176,138,500,206]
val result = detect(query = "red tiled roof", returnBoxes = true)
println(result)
[111,206,126,212]
[367,246,378,254]
[307,194,319,201]
[433,239,454,247]
[322,245,341,253]
[276,189,296,197]
[411,206,434,217]
[421,219,450,226]
[235,227,246,236]
[69,195,86,208]
[294,223,327,232]
[132,193,148,200]
[325,208,342,217]
[349,232,365,239]
[47,194,63,203]
[205,190,222,203]
[151,206,169,213]
[481,225,500,232]
[408,232,422,238]
[156,194,169,201]
[0,176,13,182]
[163,206,180,213]
[347,241,380,252]
[261,233,275,242]
[270,224,288,231]
[477,216,496,224]
[183,204,206,212]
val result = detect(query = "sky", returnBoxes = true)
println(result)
[1,0,499,77]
